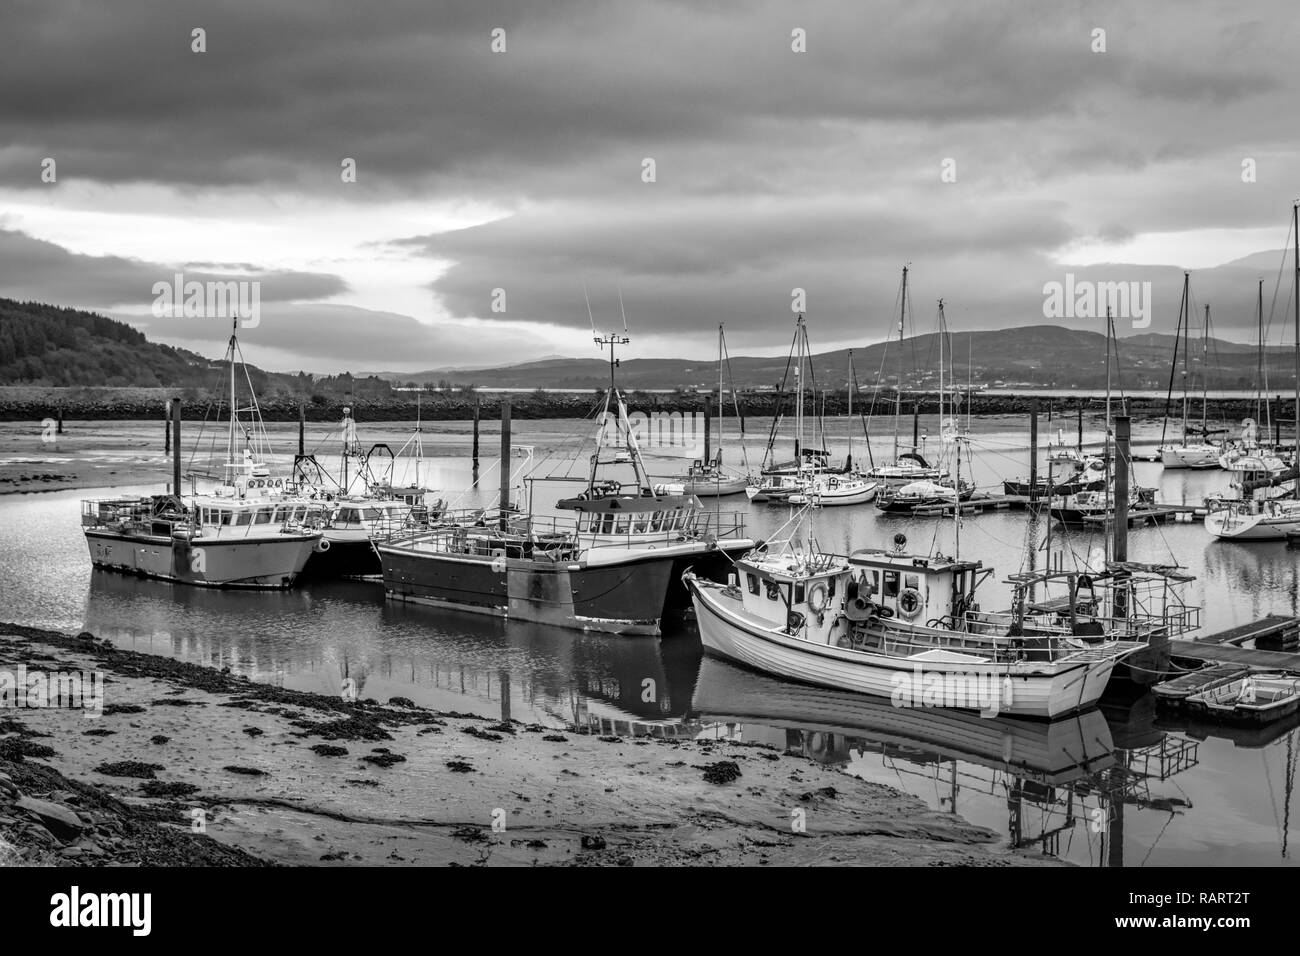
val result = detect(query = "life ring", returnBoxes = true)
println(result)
[272,478,283,490]
[807,581,829,614]
[897,587,922,620]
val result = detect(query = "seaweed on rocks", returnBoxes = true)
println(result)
[700,761,742,785]
[94,761,162,779]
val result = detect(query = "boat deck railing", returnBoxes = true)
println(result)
[872,620,1124,664]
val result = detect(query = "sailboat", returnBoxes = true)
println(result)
[787,351,878,506]
[671,325,750,497]
[1160,275,1222,469]
[867,266,948,486]
[1207,203,1300,541]
[81,320,322,588]
[875,299,974,513]
[1050,307,1155,524]
[746,313,842,502]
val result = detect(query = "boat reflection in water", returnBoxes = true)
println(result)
[689,656,1115,780]
[80,569,700,731]
[687,656,1196,861]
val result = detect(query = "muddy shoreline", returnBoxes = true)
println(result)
[0,622,1062,867]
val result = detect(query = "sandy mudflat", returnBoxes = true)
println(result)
[0,624,1062,867]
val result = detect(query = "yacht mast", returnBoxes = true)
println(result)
[1293,200,1299,499]
[893,266,908,461]
[228,317,238,466]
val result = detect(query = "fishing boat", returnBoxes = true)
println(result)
[1185,672,1300,725]
[293,407,444,577]
[378,321,752,635]
[81,322,322,588]
[684,510,1196,718]
[1159,276,1225,469]
[1003,449,1107,498]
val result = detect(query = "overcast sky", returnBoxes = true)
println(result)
[2,0,1299,373]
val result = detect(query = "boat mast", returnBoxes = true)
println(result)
[1293,199,1299,499]
[790,314,800,463]
[1202,304,1210,434]
[893,266,908,462]
[225,316,240,474]
[717,323,724,465]
[1104,306,1113,562]
[846,350,854,471]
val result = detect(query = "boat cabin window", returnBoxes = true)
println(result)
[650,511,663,532]
[254,508,273,525]
[337,508,360,525]
[600,514,615,534]
[234,511,252,526]
[631,515,649,533]
[904,574,919,591]
[747,573,760,595]
[883,570,899,598]
[615,515,631,534]
[793,582,806,604]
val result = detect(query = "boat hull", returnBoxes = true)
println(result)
[377,543,677,636]
[1161,446,1220,469]
[679,476,750,497]
[687,578,1120,719]
[301,535,381,578]
[84,529,319,589]
[1205,506,1300,540]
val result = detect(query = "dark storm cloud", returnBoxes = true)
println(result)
[2,0,1298,360]
[0,228,347,309]
[0,0,1278,193]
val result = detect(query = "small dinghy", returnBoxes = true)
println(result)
[1185,672,1300,724]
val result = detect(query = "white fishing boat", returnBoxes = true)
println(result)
[82,321,323,588]
[684,511,1197,718]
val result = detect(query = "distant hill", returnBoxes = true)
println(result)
[0,299,393,400]
[1,298,1296,394]
[381,325,1298,392]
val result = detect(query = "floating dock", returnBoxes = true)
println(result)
[1081,505,1205,526]
[1166,615,1300,669]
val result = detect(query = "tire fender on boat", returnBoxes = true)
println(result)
[314,537,332,553]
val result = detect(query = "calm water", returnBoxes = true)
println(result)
[1,416,1298,867]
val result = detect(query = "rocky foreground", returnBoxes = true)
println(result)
[0,624,1061,867]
